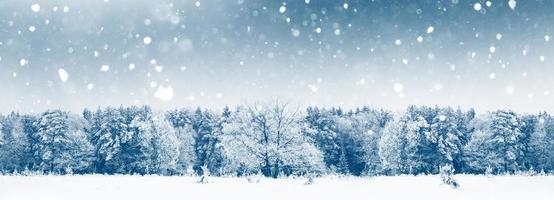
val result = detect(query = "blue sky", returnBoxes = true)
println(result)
[1,0,554,113]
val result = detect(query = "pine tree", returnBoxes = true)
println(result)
[0,113,30,173]
[488,110,524,173]
[151,114,180,175]
[90,107,128,174]
[33,110,92,174]
[379,116,408,175]
[165,108,196,174]
[529,113,554,172]
[429,109,464,170]
[192,108,225,175]
[305,107,341,173]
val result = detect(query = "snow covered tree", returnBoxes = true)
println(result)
[464,110,525,174]
[463,128,494,174]
[0,113,31,173]
[379,115,408,175]
[352,108,392,175]
[488,110,525,173]
[528,113,554,173]
[150,114,180,175]
[222,103,324,177]
[306,106,391,176]
[380,106,468,175]
[429,109,465,171]
[124,108,155,174]
[165,109,196,175]
[403,106,437,174]
[517,114,538,171]
[33,110,93,174]
[191,108,226,175]
[439,164,459,188]
[305,107,342,172]
[90,107,129,174]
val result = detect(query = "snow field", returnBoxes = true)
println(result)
[0,175,552,200]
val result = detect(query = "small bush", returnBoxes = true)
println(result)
[439,164,459,188]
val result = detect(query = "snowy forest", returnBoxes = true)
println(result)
[1,103,553,177]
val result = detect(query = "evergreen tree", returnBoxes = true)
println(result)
[305,107,341,172]
[488,110,524,173]
[90,107,128,174]
[429,109,464,171]
[379,115,408,175]
[529,113,554,172]
[0,113,30,173]
[33,110,92,174]
[151,114,180,175]
[192,108,225,175]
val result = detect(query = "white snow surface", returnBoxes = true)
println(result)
[0,175,552,200]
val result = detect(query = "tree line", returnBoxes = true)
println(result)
[0,103,553,177]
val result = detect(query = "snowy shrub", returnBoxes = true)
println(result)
[439,164,459,188]
[197,165,211,184]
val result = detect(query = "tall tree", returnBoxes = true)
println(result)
[488,110,525,173]
[90,107,128,174]
[192,108,226,175]
[0,113,30,173]
[33,110,92,174]
[150,114,180,175]
[529,113,554,172]
[222,103,324,177]
[429,109,464,170]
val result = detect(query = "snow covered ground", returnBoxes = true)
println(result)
[0,175,552,200]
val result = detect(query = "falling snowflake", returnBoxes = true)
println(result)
[393,83,403,93]
[489,46,496,53]
[279,5,286,13]
[505,86,515,95]
[402,58,409,65]
[154,65,163,72]
[87,83,94,90]
[31,4,40,12]
[308,85,318,93]
[100,65,110,72]
[473,3,482,11]
[143,36,152,45]
[291,29,300,37]
[58,69,69,82]
[20,58,28,66]
[154,85,174,101]
[394,39,402,45]
[509,0,517,10]
[426,26,434,34]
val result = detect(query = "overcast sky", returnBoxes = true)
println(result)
[1,0,554,113]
